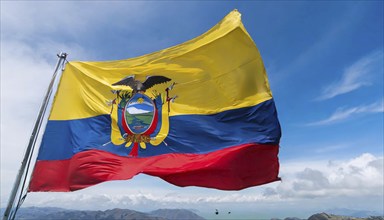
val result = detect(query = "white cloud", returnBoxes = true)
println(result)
[277,153,383,199]
[0,39,91,208]
[317,50,383,100]
[1,1,151,41]
[0,29,91,212]
[0,1,157,208]
[306,99,384,126]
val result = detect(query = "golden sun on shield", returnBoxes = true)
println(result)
[137,98,144,103]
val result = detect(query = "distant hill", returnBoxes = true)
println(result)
[325,208,383,218]
[7,207,205,220]
[1,207,68,219]
[1,207,382,220]
[271,218,304,220]
[150,209,205,220]
[308,213,383,220]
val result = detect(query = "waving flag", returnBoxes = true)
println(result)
[29,10,281,192]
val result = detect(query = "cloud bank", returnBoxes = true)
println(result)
[277,153,383,199]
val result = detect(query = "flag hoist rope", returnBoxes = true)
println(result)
[2,52,68,220]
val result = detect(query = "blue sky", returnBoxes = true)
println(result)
[1,1,383,219]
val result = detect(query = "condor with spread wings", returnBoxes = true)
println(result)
[112,75,171,94]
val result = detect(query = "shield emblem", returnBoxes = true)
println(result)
[123,93,156,134]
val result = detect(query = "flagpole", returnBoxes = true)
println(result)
[2,52,68,220]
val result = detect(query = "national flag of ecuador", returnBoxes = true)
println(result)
[29,10,281,192]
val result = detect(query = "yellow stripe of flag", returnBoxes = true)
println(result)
[49,10,272,120]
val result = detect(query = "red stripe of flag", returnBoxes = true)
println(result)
[29,143,280,192]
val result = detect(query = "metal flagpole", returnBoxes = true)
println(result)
[2,52,68,220]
